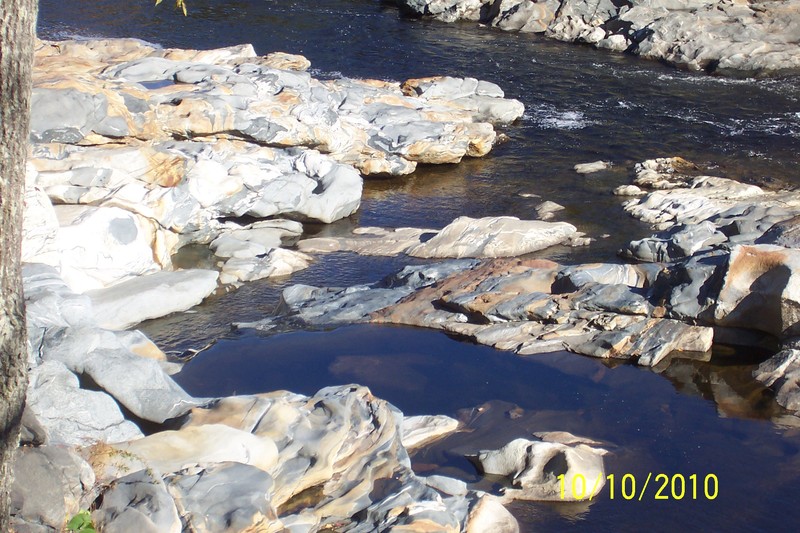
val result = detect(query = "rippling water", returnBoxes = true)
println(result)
[37,1,800,530]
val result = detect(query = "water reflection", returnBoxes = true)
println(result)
[172,324,800,531]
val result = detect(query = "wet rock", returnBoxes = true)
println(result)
[86,269,219,330]
[755,348,800,413]
[407,216,578,258]
[298,226,434,256]
[574,160,611,174]
[92,469,181,533]
[26,361,143,446]
[402,415,460,450]
[474,435,607,502]
[10,446,96,532]
[219,248,313,285]
[534,200,565,221]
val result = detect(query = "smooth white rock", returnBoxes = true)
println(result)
[86,269,219,330]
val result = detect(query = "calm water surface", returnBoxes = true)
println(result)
[38,1,800,530]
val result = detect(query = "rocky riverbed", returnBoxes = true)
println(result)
[11,14,800,533]
[12,37,606,532]
[390,0,800,76]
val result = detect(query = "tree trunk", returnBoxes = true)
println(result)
[0,0,37,529]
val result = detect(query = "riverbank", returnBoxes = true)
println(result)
[390,0,800,76]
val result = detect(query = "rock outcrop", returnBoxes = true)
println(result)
[393,0,800,76]
[24,37,524,295]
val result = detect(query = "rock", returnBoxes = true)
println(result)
[714,245,800,338]
[534,200,565,221]
[393,1,800,76]
[111,424,279,475]
[490,0,557,34]
[25,205,174,292]
[465,495,520,533]
[26,361,143,446]
[41,326,200,423]
[552,263,662,293]
[574,160,611,174]
[756,215,800,249]
[92,469,181,533]
[166,462,282,533]
[402,415,460,450]
[397,0,492,23]
[474,436,607,502]
[21,186,59,262]
[262,51,311,71]
[86,269,219,330]
[219,248,313,285]
[406,216,578,258]
[10,446,96,532]
[23,263,95,332]
[755,348,800,413]
[298,226,434,256]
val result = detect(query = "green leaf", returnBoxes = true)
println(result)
[66,510,95,532]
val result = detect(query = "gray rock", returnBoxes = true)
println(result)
[92,469,181,533]
[41,326,200,423]
[26,360,143,446]
[30,88,128,143]
[167,462,279,533]
[10,446,96,532]
[653,250,728,322]
[756,215,800,249]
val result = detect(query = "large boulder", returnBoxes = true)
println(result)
[714,245,800,338]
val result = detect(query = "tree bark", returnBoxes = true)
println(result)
[0,0,37,529]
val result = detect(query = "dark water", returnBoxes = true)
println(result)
[37,1,800,530]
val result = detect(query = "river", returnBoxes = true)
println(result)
[37,0,800,530]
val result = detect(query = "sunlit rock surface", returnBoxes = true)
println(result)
[474,432,607,502]
[298,216,582,258]
[24,37,523,294]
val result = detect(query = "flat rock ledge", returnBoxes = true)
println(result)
[298,215,587,258]
[392,0,800,76]
[24,37,523,294]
